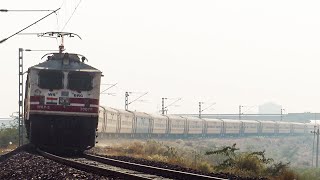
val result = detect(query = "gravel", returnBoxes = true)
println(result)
[0,149,115,180]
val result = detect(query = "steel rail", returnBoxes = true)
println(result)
[36,149,152,180]
[84,154,227,180]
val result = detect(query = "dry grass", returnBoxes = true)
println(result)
[94,138,311,179]
[94,140,212,172]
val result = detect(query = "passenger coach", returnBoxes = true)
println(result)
[97,106,316,139]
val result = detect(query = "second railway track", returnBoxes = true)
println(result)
[37,149,227,180]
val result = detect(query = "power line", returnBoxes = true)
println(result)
[129,92,148,105]
[100,83,118,94]
[125,92,148,110]
[199,102,216,118]
[0,9,55,12]
[61,0,82,31]
[162,97,182,115]
[0,8,61,44]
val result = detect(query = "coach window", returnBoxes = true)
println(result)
[38,70,63,90]
[68,71,93,91]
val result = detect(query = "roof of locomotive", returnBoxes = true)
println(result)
[28,53,101,73]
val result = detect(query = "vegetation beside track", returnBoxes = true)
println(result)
[0,120,27,155]
[0,124,18,154]
[93,137,317,179]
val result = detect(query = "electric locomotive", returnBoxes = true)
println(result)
[24,32,102,152]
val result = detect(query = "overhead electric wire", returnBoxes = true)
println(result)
[129,92,148,105]
[0,8,61,44]
[54,0,66,45]
[201,102,216,112]
[0,9,55,12]
[242,105,258,114]
[100,83,118,94]
[61,0,82,31]
[165,98,182,109]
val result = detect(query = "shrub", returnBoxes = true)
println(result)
[197,161,213,173]
[205,143,295,178]
[235,153,264,174]
[266,162,290,176]
[277,170,298,180]
[144,140,166,155]
[0,126,19,148]
[126,141,145,154]
[205,143,239,170]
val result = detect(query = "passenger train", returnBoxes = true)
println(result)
[23,33,315,153]
[98,106,317,138]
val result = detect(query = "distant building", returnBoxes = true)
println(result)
[258,102,282,114]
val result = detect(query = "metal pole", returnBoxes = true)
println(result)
[239,105,242,120]
[125,92,129,110]
[18,48,24,146]
[162,98,165,115]
[317,128,319,168]
[199,102,202,118]
[312,126,316,167]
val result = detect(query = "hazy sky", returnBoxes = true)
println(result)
[1,0,320,117]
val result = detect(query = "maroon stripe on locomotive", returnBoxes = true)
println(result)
[30,104,98,113]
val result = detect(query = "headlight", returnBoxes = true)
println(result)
[34,89,42,96]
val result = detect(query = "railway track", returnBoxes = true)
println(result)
[37,149,226,180]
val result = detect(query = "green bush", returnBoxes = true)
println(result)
[235,153,264,174]
[266,162,290,176]
[205,143,297,178]
[0,114,28,148]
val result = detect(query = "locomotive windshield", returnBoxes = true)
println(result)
[68,71,93,91]
[38,70,64,90]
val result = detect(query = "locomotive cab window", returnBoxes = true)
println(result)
[68,71,93,91]
[38,70,63,90]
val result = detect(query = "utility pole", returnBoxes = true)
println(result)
[162,98,167,115]
[317,128,319,168]
[311,127,319,168]
[199,102,203,118]
[239,105,242,120]
[312,125,316,167]
[18,48,23,146]
[125,92,129,110]
[162,97,181,115]
[280,108,285,121]
[199,102,215,118]
[125,91,148,111]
